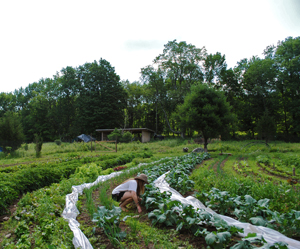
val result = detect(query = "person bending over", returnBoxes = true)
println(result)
[112,174,148,213]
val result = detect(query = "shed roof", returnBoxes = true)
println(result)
[96,128,155,133]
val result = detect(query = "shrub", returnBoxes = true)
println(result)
[120,131,133,143]
[34,134,43,158]
[108,128,122,141]
[55,139,62,146]
[24,143,28,151]
[108,128,133,143]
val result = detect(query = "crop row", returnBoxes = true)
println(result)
[196,187,300,238]
[258,162,300,181]
[136,153,291,248]
[0,151,153,248]
[0,151,152,215]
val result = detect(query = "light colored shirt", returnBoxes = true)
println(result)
[112,180,137,194]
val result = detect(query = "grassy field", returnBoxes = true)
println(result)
[0,138,299,248]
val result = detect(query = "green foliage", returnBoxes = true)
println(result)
[75,163,102,181]
[108,128,122,141]
[176,83,235,149]
[34,133,43,158]
[55,139,62,145]
[279,154,300,168]
[0,152,151,215]
[76,59,126,134]
[256,111,277,143]
[108,128,133,143]
[256,155,271,165]
[92,206,126,246]
[0,112,25,152]
[24,143,28,151]
[121,131,133,143]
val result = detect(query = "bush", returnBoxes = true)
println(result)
[34,134,43,158]
[108,128,122,141]
[108,128,133,143]
[24,143,28,151]
[55,139,62,146]
[120,131,133,143]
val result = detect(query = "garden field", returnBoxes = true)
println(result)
[0,139,299,248]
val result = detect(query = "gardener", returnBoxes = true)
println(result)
[112,174,148,213]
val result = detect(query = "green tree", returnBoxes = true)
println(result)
[54,66,79,140]
[176,83,235,151]
[22,93,52,142]
[76,59,127,134]
[122,80,146,129]
[0,92,16,117]
[150,40,207,135]
[0,112,25,152]
[275,36,300,139]
[204,52,227,87]
[140,66,166,133]
[255,111,277,143]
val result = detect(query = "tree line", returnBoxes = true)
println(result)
[0,36,299,151]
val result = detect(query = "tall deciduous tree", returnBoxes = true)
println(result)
[142,40,207,135]
[204,52,227,87]
[76,59,126,135]
[275,36,300,138]
[0,93,16,117]
[54,66,79,140]
[122,80,146,129]
[176,83,235,151]
[140,66,166,133]
[0,112,25,152]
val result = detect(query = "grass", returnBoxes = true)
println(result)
[1,138,300,248]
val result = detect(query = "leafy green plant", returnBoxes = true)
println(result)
[205,231,231,249]
[256,155,271,165]
[15,221,30,238]
[165,168,195,194]
[92,205,126,247]
[148,199,181,227]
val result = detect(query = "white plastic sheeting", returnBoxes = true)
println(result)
[62,163,300,249]
[62,172,122,249]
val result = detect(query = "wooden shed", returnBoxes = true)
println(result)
[95,128,155,143]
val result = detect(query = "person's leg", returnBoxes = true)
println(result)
[119,192,134,211]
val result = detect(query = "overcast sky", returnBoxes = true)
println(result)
[1,0,299,93]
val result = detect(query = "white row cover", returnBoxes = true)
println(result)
[62,162,300,249]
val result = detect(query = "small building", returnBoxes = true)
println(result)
[95,128,155,143]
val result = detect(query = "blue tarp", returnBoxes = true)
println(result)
[77,134,96,143]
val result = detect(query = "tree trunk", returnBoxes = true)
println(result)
[204,137,208,152]
[161,105,181,135]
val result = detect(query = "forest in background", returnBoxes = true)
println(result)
[0,36,299,149]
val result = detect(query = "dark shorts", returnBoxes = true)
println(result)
[112,192,125,202]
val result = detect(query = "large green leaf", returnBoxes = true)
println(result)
[245,195,257,205]
[257,198,270,208]
[250,216,267,226]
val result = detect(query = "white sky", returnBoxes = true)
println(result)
[1,0,299,93]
